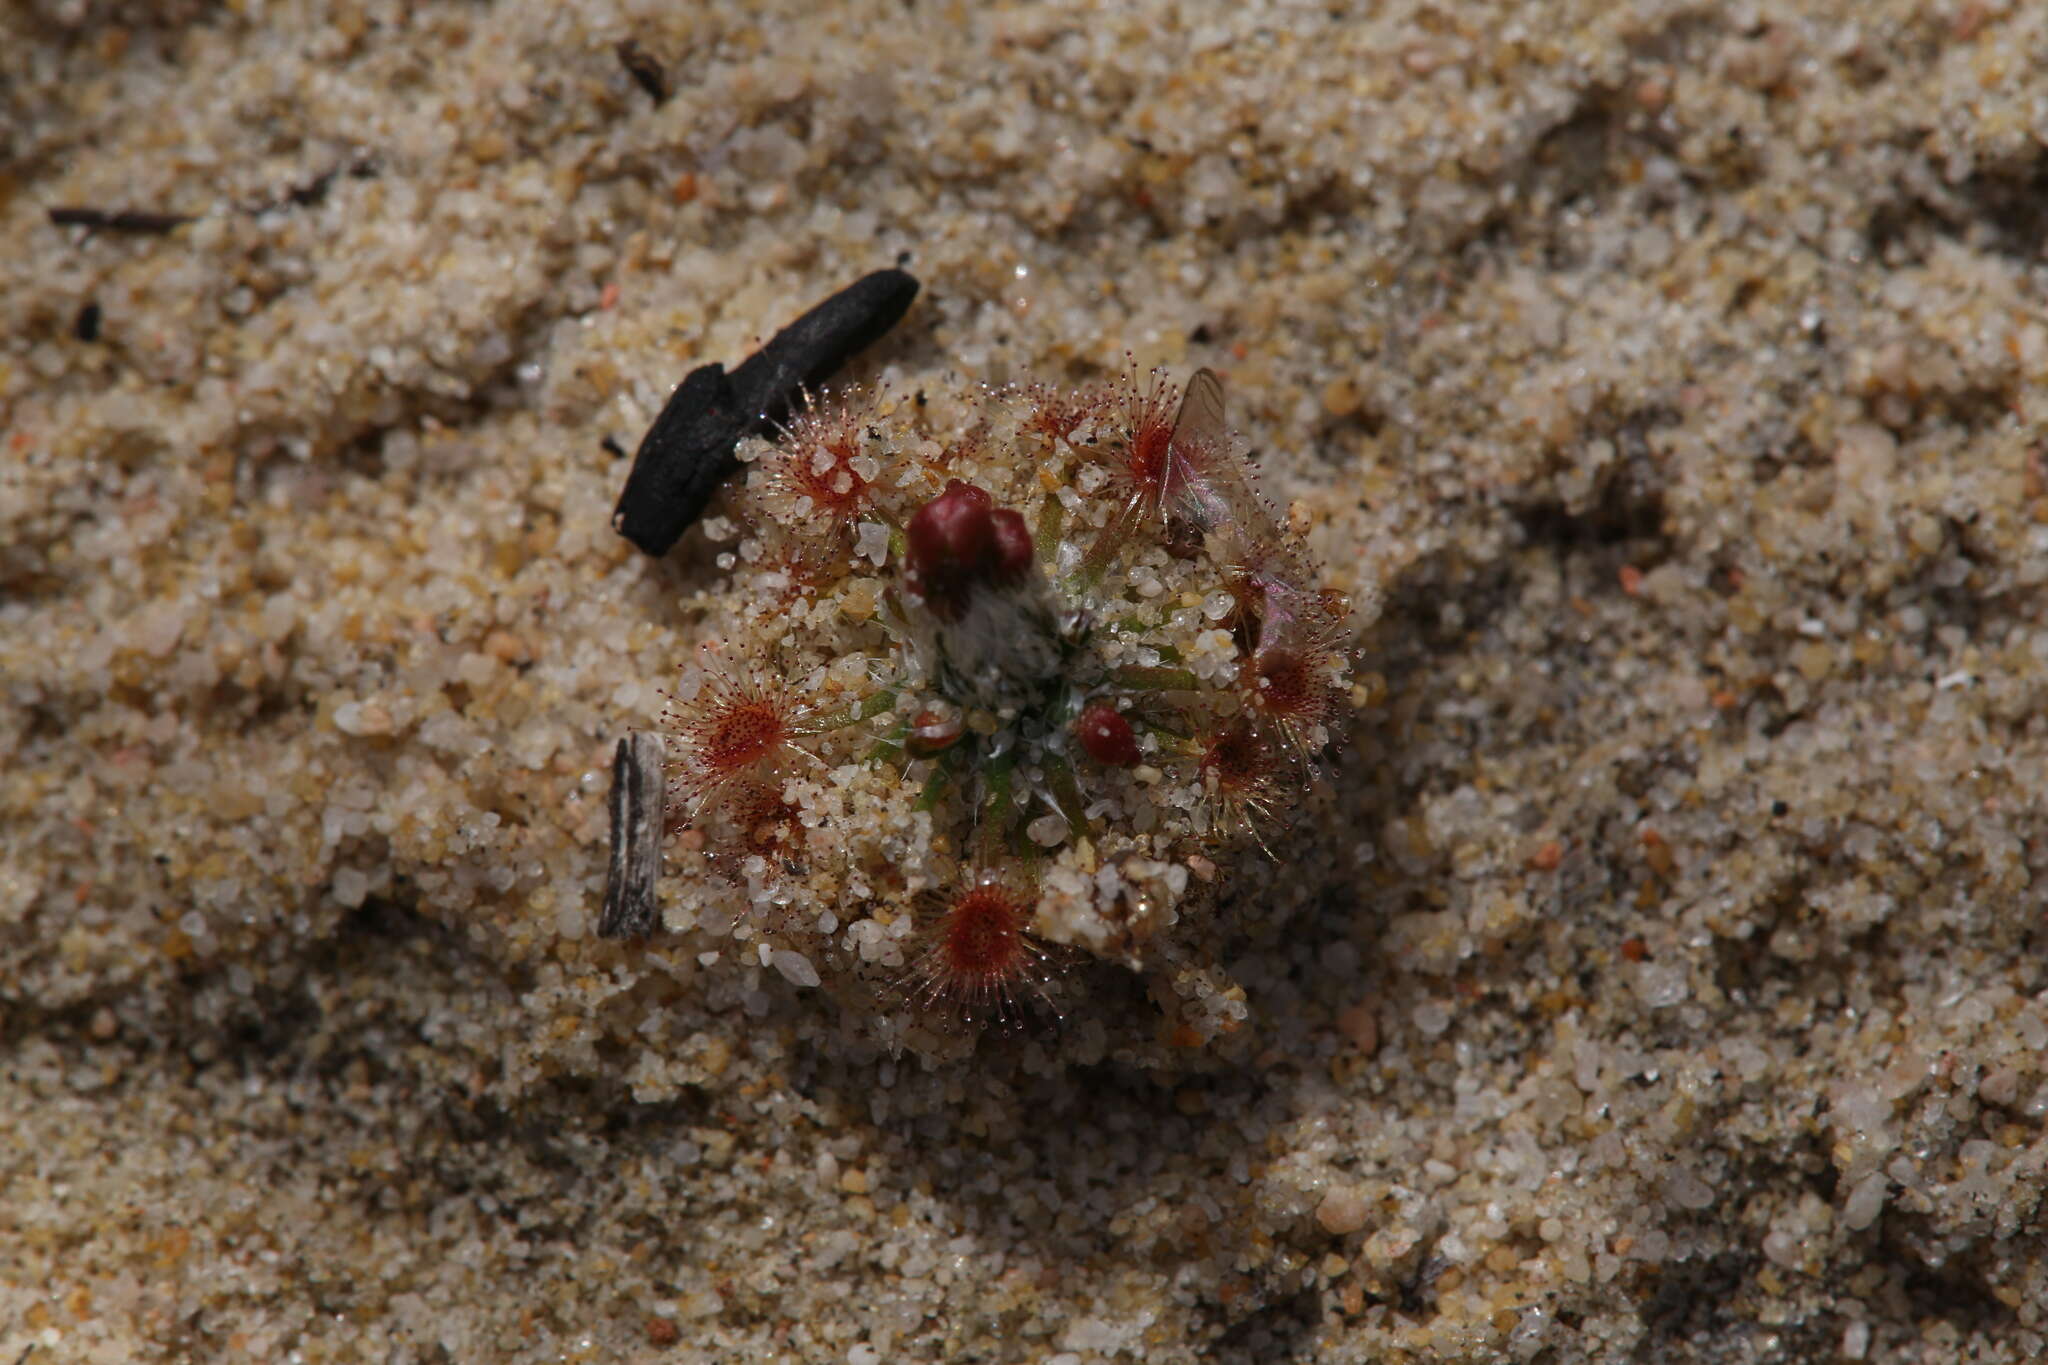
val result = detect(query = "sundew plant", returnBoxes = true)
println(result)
[652,369,1356,1056]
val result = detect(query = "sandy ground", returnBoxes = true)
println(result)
[4,1,2046,1361]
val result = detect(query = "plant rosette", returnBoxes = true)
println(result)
[652,370,1363,1057]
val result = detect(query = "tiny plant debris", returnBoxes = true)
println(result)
[602,368,1359,1057]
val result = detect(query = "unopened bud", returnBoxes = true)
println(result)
[1075,701,1141,766]
[904,479,1033,621]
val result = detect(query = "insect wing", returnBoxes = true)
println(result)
[1171,368,1229,453]
[1166,367,1237,530]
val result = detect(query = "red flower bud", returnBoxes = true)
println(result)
[988,507,1034,582]
[905,479,1034,620]
[1074,700,1140,767]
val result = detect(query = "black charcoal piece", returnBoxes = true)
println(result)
[615,38,670,105]
[48,206,194,234]
[287,168,338,208]
[74,302,101,342]
[611,268,919,556]
[725,267,921,429]
[611,361,746,554]
[599,731,669,939]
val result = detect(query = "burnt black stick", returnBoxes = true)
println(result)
[611,268,919,556]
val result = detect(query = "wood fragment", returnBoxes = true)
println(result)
[599,731,668,939]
